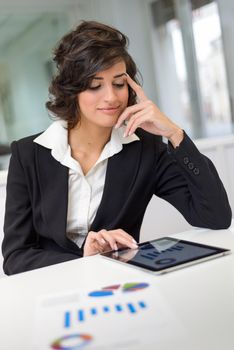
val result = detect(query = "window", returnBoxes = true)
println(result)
[151,0,232,139]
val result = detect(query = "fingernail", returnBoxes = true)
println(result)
[131,243,138,249]
[114,124,119,129]
[114,244,118,251]
[132,238,137,244]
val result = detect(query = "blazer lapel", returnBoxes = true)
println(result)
[36,145,77,251]
[90,140,142,231]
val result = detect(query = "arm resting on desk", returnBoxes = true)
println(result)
[2,246,80,275]
[2,141,83,275]
[154,133,232,229]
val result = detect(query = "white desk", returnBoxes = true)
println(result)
[0,221,234,350]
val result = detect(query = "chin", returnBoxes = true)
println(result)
[102,123,116,129]
[99,118,119,128]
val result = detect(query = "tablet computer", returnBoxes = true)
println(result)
[101,237,231,275]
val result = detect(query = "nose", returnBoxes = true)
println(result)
[103,85,118,103]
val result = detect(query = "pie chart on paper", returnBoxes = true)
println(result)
[88,290,114,297]
[88,282,149,297]
[122,282,149,292]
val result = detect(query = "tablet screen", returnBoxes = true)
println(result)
[101,237,230,273]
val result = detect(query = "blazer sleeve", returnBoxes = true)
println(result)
[154,133,232,229]
[2,141,81,275]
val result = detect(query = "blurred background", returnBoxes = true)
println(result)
[0,0,233,268]
[0,0,234,154]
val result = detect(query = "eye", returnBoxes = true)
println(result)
[113,83,125,89]
[88,85,101,90]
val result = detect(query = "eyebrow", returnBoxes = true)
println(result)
[93,73,127,80]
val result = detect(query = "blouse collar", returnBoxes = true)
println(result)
[34,120,139,166]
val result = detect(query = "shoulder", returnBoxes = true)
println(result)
[13,132,42,147]
[10,132,44,162]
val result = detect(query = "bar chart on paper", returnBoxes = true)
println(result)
[35,280,186,350]
[64,300,147,328]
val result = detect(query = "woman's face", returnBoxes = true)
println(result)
[77,60,129,129]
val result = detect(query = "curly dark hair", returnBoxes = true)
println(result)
[46,21,141,129]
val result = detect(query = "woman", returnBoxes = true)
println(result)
[2,21,232,275]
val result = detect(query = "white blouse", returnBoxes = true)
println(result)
[34,120,139,247]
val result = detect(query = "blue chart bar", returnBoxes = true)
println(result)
[78,309,85,322]
[64,311,71,328]
[115,304,123,312]
[148,253,159,258]
[103,306,110,313]
[176,245,184,250]
[138,301,147,309]
[127,303,137,314]
[91,308,97,315]
[141,254,154,260]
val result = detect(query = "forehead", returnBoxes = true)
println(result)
[94,60,126,78]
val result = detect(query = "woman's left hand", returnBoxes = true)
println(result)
[115,74,184,147]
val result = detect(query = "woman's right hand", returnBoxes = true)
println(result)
[83,229,138,256]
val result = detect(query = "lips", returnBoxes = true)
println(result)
[97,106,120,115]
[98,106,120,110]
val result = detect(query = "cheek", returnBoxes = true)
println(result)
[78,93,97,111]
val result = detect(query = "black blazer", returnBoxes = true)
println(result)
[2,130,232,274]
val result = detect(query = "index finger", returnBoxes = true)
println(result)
[125,74,147,102]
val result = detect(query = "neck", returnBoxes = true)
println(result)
[68,121,112,153]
